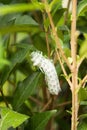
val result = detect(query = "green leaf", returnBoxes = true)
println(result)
[77,0,87,16]
[0,25,40,34]
[49,0,61,12]
[79,38,87,59]
[77,15,87,33]
[28,110,57,130]
[57,118,70,130]
[0,59,10,65]
[78,87,87,102]
[79,41,87,58]
[0,44,33,85]
[0,0,11,4]
[78,122,87,130]
[12,72,41,110]
[0,107,29,130]
[15,15,38,26]
[16,33,29,43]
[79,114,87,120]
[64,48,71,57]
[0,13,40,34]
[0,3,44,16]
[53,9,65,26]
[77,26,87,34]
[80,101,87,105]
[32,34,47,54]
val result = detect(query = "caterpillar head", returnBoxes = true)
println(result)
[31,51,43,66]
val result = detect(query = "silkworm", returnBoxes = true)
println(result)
[31,51,61,95]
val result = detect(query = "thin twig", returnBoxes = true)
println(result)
[40,98,52,112]
[79,75,87,88]
[77,57,84,69]
[56,51,72,88]
[48,13,71,70]
[29,96,42,106]
[43,0,71,70]
[45,31,50,57]
[54,101,71,108]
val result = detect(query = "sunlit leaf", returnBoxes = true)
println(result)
[0,25,40,34]
[50,0,61,13]
[77,0,87,16]
[0,107,29,130]
[0,3,44,16]
[78,87,87,102]
[79,33,87,59]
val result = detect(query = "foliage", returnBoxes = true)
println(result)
[0,107,29,130]
[0,0,86,130]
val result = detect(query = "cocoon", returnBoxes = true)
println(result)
[31,51,61,95]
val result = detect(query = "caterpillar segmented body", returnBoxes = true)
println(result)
[31,51,61,95]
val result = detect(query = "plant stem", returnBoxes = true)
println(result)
[45,31,50,57]
[55,101,71,108]
[79,75,87,88]
[40,98,52,112]
[56,51,72,87]
[71,73,78,130]
[47,11,71,70]
[43,0,71,70]
[77,57,84,69]
[29,96,42,106]
[70,0,79,130]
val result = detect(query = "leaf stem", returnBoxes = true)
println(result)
[77,57,84,69]
[29,96,42,106]
[79,75,87,88]
[47,12,71,70]
[56,51,72,87]
[40,98,52,112]
[54,101,71,108]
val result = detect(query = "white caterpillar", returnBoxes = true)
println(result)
[31,51,61,95]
